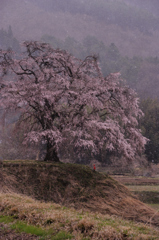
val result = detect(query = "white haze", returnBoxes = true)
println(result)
[1,0,159,57]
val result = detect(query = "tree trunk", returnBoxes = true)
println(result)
[44,142,60,162]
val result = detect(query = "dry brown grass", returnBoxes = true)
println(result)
[0,168,17,192]
[0,192,159,240]
[1,161,159,225]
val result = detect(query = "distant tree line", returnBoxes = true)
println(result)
[139,99,159,164]
[0,26,20,52]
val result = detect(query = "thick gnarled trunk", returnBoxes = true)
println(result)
[44,142,59,162]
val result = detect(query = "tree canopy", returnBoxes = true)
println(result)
[140,98,159,164]
[0,41,146,162]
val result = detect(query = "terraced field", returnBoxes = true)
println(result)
[112,175,159,209]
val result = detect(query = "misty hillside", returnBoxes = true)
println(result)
[124,0,159,16]
[1,0,159,57]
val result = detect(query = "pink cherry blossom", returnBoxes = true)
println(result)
[0,41,147,162]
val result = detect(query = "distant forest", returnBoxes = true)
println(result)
[0,26,20,52]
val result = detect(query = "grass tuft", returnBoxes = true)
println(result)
[10,222,48,237]
[51,231,73,240]
[0,215,15,224]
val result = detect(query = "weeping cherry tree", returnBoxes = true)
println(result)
[0,41,147,162]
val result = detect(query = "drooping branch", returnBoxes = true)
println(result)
[0,41,147,162]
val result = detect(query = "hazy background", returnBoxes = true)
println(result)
[1,0,159,163]
[1,0,159,97]
[1,0,159,57]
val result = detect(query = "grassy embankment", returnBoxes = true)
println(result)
[1,192,159,240]
[1,160,159,239]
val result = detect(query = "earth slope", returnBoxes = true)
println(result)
[1,160,159,226]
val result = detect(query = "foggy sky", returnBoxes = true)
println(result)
[0,0,159,57]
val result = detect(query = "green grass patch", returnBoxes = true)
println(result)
[0,215,73,239]
[51,231,73,240]
[11,221,50,237]
[127,185,159,192]
[0,215,15,224]
[137,226,150,235]
[0,215,53,238]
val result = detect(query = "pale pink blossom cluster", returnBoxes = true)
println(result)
[0,42,147,161]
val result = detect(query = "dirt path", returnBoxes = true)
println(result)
[0,223,39,240]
